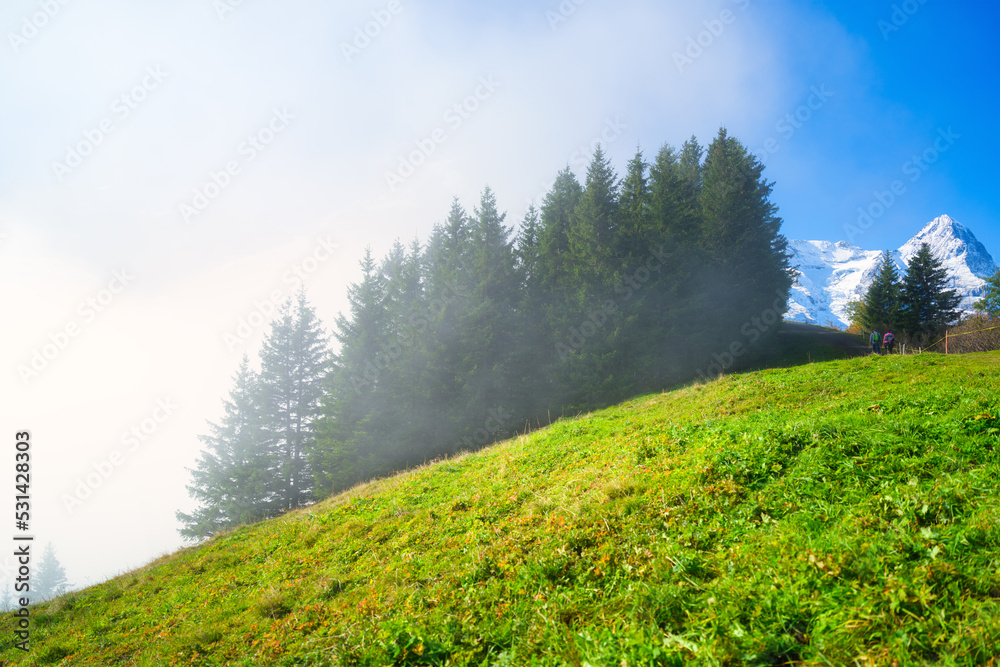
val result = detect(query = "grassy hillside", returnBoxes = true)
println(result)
[5,350,1000,666]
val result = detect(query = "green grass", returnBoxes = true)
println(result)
[4,350,1000,666]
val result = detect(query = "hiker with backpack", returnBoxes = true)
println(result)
[882,330,895,355]
[870,330,881,355]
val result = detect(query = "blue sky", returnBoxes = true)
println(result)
[1,0,997,588]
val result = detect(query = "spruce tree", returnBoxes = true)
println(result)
[259,291,329,510]
[974,268,1000,317]
[313,248,391,497]
[699,128,791,356]
[460,186,521,440]
[0,585,12,611]
[899,242,961,339]
[616,147,651,261]
[34,543,70,601]
[649,142,701,251]
[536,167,583,288]
[567,144,620,292]
[177,356,278,539]
[858,251,902,333]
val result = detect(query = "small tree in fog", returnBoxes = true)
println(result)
[35,543,71,601]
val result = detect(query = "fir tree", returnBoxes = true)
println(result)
[460,186,521,437]
[536,167,583,287]
[974,268,1000,317]
[649,142,701,251]
[857,251,902,333]
[616,147,651,261]
[0,584,12,611]
[899,242,961,339]
[313,248,391,497]
[567,144,620,291]
[699,128,792,353]
[259,291,329,510]
[177,356,278,540]
[34,543,71,601]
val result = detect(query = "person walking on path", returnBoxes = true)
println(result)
[882,330,895,355]
[870,330,881,355]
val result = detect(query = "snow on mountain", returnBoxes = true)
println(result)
[786,215,998,327]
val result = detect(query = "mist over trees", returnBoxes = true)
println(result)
[178,128,794,538]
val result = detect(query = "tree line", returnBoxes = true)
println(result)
[847,246,965,345]
[177,128,794,540]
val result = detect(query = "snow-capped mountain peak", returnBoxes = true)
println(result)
[786,215,997,327]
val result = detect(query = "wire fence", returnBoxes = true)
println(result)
[858,319,1000,355]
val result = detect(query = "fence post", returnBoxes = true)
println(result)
[945,330,948,355]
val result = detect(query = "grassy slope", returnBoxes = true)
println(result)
[5,351,1000,666]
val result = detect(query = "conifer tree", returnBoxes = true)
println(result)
[857,251,902,333]
[899,243,961,339]
[313,248,390,496]
[974,268,1000,317]
[259,291,329,510]
[460,187,521,435]
[699,128,791,354]
[649,143,701,250]
[0,585,13,611]
[34,543,71,601]
[536,167,583,288]
[616,148,651,261]
[567,144,620,292]
[177,356,277,539]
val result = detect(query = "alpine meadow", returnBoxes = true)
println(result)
[6,2,1000,666]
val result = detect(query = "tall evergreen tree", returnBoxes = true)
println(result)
[857,251,902,333]
[34,543,71,601]
[460,187,521,436]
[259,291,329,510]
[616,147,651,261]
[974,268,1000,317]
[177,356,277,539]
[567,144,620,291]
[699,128,792,354]
[899,243,961,339]
[649,142,702,250]
[313,248,391,497]
[536,167,583,288]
